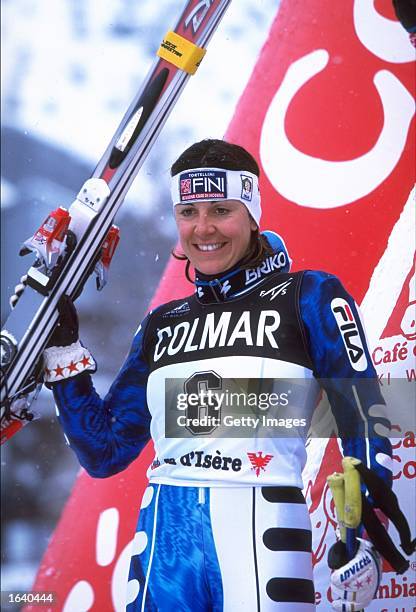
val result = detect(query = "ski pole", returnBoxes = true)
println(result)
[327,471,346,545]
[342,456,362,559]
[343,456,364,612]
[328,458,363,611]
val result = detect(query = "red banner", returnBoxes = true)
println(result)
[32,1,415,610]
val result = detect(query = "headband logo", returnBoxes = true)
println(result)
[179,170,227,201]
[240,175,253,201]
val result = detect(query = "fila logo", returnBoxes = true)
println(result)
[331,298,368,371]
[260,278,293,301]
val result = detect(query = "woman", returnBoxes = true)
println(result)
[44,139,391,611]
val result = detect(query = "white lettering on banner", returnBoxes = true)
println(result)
[401,269,415,340]
[361,188,415,348]
[112,538,136,609]
[358,188,415,595]
[353,0,415,63]
[153,310,280,361]
[61,508,131,610]
[63,580,95,610]
[260,50,414,208]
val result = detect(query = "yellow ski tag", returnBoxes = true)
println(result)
[157,31,206,75]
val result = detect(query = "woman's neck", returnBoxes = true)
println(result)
[194,251,288,304]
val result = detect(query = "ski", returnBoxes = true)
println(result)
[0,0,232,444]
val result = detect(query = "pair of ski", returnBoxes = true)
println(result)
[0,0,232,444]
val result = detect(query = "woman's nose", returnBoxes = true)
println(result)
[194,213,215,235]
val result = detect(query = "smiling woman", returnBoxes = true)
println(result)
[170,138,274,279]
[174,199,257,274]
[41,137,405,611]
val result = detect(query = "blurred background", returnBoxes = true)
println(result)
[1,0,280,592]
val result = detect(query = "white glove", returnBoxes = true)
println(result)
[330,538,382,611]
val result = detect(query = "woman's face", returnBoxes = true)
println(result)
[174,200,257,275]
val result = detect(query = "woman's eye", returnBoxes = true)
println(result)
[180,207,195,217]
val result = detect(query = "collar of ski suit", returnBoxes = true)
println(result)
[194,249,289,305]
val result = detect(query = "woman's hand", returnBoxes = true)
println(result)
[47,295,79,348]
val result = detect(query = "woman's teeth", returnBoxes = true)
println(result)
[197,243,224,251]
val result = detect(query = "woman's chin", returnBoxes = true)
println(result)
[189,249,232,276]
[194,261,225,275]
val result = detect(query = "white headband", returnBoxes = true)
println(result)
[171,167,262,226]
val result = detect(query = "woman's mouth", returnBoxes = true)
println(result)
[194,243,226,252]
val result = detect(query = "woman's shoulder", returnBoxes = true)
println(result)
[298,269,346,292]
